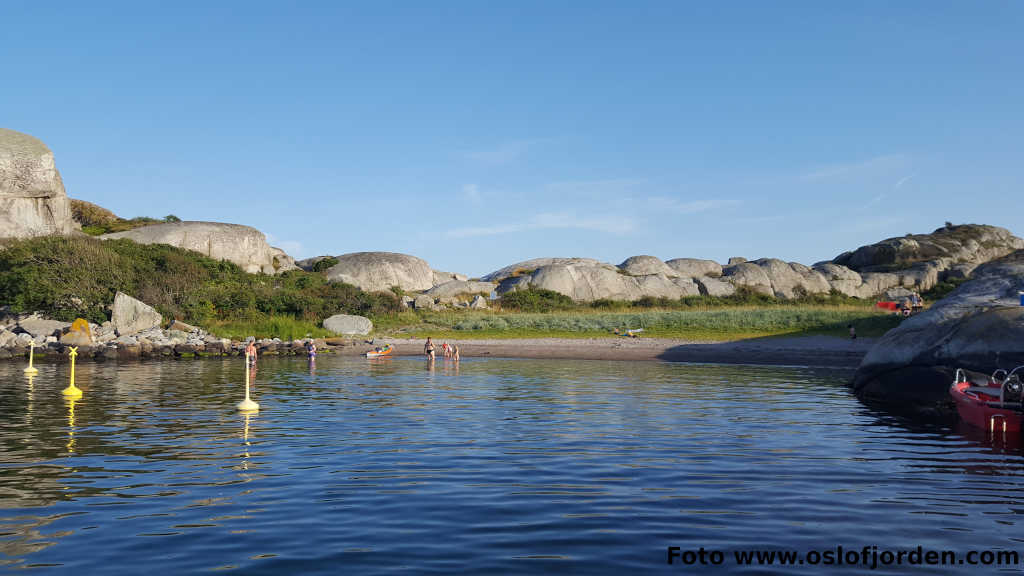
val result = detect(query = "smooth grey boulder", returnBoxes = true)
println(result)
[413,294,438,310]
[696,276,736,297]
[111,292,163,336]
[425,280,497,299]
[103,222,290,275]
[619,255,678,277]
[323,314,373,335]
[16,316,71,340]
[483,257,607,283]
[852,250,1024,417]
[0,128,78,239]
[721,262,773,295]
[666,258,723,278]
[497,259,702,302]
[813,263,863,297]
[432,269,469,285]
[469,295,488,309]
[325,252,433,292]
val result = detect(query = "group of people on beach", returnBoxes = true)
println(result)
[424,337,459,362]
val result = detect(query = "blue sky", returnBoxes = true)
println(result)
[2,1,1021,277]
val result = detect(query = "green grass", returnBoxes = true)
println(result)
[372,305,901,341]
[205,315,334,341]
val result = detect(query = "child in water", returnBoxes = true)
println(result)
[305,339,317,359]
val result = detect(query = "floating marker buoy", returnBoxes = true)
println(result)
[23,339,39,375]
[237,352,259,412]
[61,346,83,398]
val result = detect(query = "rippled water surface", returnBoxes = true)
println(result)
[2,357,1024,574]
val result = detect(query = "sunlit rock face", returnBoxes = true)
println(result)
[0,128,77,238]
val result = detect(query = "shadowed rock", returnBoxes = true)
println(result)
[853,249,1024,417]
[0,128,78,238]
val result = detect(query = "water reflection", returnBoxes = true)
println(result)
[1,357,1024,574]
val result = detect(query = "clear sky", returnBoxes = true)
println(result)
[2,1,1021,277]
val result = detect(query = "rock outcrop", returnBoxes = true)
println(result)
[111,292,163,336]
[494,259,700,302]
[833,224,1023,292]
[666,258,723,278]
[324,252,433,292]
[432,269,468,285]
[323,314,373,335]
[852,250,1024,417]
[102,222,291,275]
[619,255,678,277]
[482,258,608,283]
[0,128,78,239]
[425,280,497,300]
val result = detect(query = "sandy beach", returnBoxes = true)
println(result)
[362,335,876,368]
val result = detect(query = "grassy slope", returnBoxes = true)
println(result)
[373,306,901,341]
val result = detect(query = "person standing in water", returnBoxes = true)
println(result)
[453,344,460,362]
[424,337,435,360]
[305,339,317,359]
[245,339,258,364]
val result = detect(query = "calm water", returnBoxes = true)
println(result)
[1,357,1023,574]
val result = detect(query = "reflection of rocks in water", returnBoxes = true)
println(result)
[0,515,68,561]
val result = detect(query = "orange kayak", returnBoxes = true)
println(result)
[365,344,394,358]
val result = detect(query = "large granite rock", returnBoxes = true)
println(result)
[111,292,163,336]
[102,222,290,275]
[325,252,433,292]
[813,262,864,297]
[619,255,678,277]
[852,250,1024,417]
[17,316,71,340]
[666,258,723,278]
[483,257,608,283]
[833,224,1023,292]
[323,314,373,335]
[696,276,736,297]
[432,269,468,285]
[496,259,699,302]
[721,262,773,296]
[270,247,300,273]
[0,128,78,239]
[424,280,497,299]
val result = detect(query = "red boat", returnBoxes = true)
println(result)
[950,367,1024,433]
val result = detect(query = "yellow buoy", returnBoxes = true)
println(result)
[61,347,83,398]
[23,339,39,375]
[237,352,259,412]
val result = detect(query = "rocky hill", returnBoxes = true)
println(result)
[0,128,78,239]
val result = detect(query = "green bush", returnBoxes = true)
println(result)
[312,257,339,272]
[499,288,575,312]
[0,236,400,326]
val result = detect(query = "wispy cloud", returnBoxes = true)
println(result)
[894,174,916,189]
[800,154,905,181]
[447,212,634,238]
[647,196,741,214]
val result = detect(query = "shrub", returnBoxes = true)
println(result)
[499,288,575,312]
[0,236,400,326]
[312,257,339,273]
